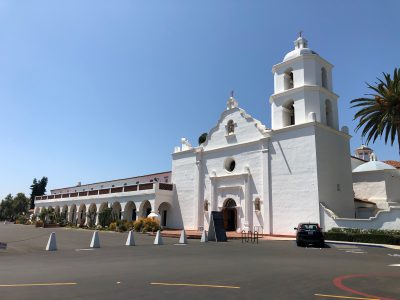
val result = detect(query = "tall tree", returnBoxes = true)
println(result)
[351,68,400,155]
[0,194,15,220]
[13,193,29,216]
[30,177,48,209]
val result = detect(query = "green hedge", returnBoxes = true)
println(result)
[325,228,400,245]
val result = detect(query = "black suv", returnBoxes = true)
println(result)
[294,223,324,247]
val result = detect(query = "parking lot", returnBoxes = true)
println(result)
[0,223,399,300]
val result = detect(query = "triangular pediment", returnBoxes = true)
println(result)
[201,106,269,150]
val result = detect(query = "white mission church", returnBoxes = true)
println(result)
[35,36,400,235]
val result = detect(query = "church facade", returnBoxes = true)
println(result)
[34,36,400,235]
[172,35,354,235]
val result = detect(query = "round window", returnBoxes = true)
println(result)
[224,157,236,172]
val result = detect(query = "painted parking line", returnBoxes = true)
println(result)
[0,283,77,288]
[75,249,95,251]
[314,293,379,299]
[388,264,400,266]
[150,282,240,289]
[331,245,367,254]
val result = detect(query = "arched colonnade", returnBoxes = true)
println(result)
[35,199,172,227]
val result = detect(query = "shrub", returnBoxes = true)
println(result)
[17,215,28,225]
[109,222,117,231]
[126,221,134,231]
[133,218,145,232]
[98,208,112,227]
[325,228,400,245]
[118,222,127,232]
[141,217,161,233]
[35,220,44,227]
[38,208,48,223]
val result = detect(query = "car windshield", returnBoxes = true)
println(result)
[299,224,318,230]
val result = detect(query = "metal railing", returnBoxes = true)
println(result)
[36,182,174,201]
[241,230,259,244]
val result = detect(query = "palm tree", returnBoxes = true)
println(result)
[351,68,400,155]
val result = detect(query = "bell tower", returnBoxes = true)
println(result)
[270,34,339,130]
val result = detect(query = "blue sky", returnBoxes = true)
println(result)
[0,1,399,199]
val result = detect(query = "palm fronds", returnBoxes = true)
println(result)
[351,68,400,154]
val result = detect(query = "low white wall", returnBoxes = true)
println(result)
[320,203,400,231]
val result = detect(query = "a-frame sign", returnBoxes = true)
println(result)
[207,211,227,242]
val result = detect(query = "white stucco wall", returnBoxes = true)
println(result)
[269,124,320,235]
[172,106,269,231]
[321,203,400,231]
[315,125,355,217]
[353,169,400,209]
[171,150,198,229]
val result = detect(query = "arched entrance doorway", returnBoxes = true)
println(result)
[222,199,237,231]
[158,202,171,228]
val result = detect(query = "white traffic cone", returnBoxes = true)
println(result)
[200,230,208,243]
[179,229,188,244]
[46,232,57,251]
[125,230,135,246]
[154,230,163,245]
[90,231,100,248]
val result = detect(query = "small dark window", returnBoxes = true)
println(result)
[255,198,261,211]
[229,160,235,171]
[227,120,235,134]
[204,200,209,212]
[224,157,236,172]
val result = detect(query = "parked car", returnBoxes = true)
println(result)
[294,223,324,247]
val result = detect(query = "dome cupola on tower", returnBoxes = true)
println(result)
[269,34,339,130]
[283,34,318,62]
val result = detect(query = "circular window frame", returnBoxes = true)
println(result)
[224,157,236,172]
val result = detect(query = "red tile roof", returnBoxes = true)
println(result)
[383,160,400,169]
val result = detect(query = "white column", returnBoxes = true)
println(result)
[95,203,102,225]
[243,167,251,232]
[193,156,203,230]
[261,138,272,234]
[210,172,217,212]
[120,203,126,221]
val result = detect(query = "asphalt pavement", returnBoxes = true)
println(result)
[0,223,399,300]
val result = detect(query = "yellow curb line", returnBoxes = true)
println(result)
[151,282,240,289]
[0,283,77,287]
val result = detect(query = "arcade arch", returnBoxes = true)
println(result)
[124,201,137,222]
[139,200,152,218]
[77,204,86,226]
[69,204,77,224]
[87,203,97,227]
[158,202,171,227]
[112,202,122,221]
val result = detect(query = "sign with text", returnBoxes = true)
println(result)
[208,211,227,242]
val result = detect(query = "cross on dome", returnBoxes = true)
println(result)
[294,32,308,49]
